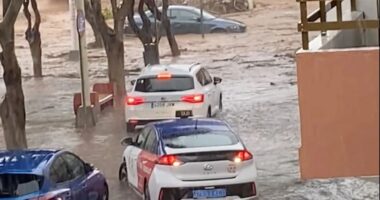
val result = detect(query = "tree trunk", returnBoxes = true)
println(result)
[90,24,103,48]
[23,0,42,77]
[104,38,125,106]
[84,0,103,48]
[0,0,27,150]
[29,34,42,77]
[0,42,28,150]
[89,0,127,107]
[143,43,160,65]
[162,0,180,57]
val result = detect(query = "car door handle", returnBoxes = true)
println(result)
[142,160,148,164]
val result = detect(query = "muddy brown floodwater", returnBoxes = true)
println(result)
[0,0,379,199]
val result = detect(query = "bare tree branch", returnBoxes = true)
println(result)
[127,0,143,40]
[146,0,162,20]
[23,0,32,33]
[31,0,40,31]
[91,0,115,38]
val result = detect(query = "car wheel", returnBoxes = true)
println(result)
[207,107,212,118]
[126,123,135,133]
[118,162,128,182]
[219,95,223,111]
[144,183,151,200]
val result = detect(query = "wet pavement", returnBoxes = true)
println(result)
[0,0,379,199]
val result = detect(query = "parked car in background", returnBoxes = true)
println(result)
[124,5,247,35]
[125,63,223,132]
[0,149,108,200]
[119,118,258,199]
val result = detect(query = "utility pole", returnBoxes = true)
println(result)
[69,0,79,60]
[200,0,204,38]
[75,0,96,128]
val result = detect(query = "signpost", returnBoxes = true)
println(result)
[75,0,96,128]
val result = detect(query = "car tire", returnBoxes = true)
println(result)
[144,183,151,200]
[126,123,135,133]
[118,162,128,182]
[207,107,212,118]
[219,95,223,111]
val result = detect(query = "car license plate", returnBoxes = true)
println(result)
[152,102,174,108]
[176,110,193,118]
[193,188,226,199]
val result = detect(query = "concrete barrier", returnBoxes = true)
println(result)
[296,47,379,179]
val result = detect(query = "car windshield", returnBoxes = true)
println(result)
[162,128,239,148]
[135,76,194,92]
[0,174,43,197]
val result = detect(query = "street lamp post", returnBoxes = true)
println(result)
[69,0,79,60]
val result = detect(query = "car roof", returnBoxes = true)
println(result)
[0,149,59,175]
[153,118,231,139]
[168,5,199,11]
[140,63,200,77]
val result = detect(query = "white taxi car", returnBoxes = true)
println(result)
[119,119,258,200]
[125,63,223,132]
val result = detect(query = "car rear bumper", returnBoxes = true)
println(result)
[159,182,258,199]
[148,162,258,200]
[125,105,207,123]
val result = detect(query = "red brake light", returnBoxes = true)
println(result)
[157,155,183,166]
[181,94,204,103]
[157,72,172,80]
[126,96,144,106]
[234,150,253,163]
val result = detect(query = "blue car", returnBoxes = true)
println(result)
[0,150,108,200]
[125,5,247,35]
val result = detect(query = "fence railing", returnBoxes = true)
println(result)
[297,0,380,50]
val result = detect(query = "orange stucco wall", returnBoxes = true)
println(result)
[296,47,379,179]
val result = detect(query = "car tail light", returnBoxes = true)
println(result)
[157,155,183,166]
[125,96,144,106]
[157,72,172,80]
[181,94,204,103]
[233,150,253,163]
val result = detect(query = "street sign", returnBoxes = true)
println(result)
[77,9,86,37]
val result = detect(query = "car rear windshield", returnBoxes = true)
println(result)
[0,174,43,197]
[134,76,194,92]
[162,128,239,148]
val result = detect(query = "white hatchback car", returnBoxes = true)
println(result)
[125,63,223,132]
[119,119,258,200]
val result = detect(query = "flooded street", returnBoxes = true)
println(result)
[0,0,378,199]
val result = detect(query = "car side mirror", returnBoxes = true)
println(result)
[196,17,202,22]
[131,80,136,86]
[121,137,134,146]
[84,163,95,174]
[214,77,222,85]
